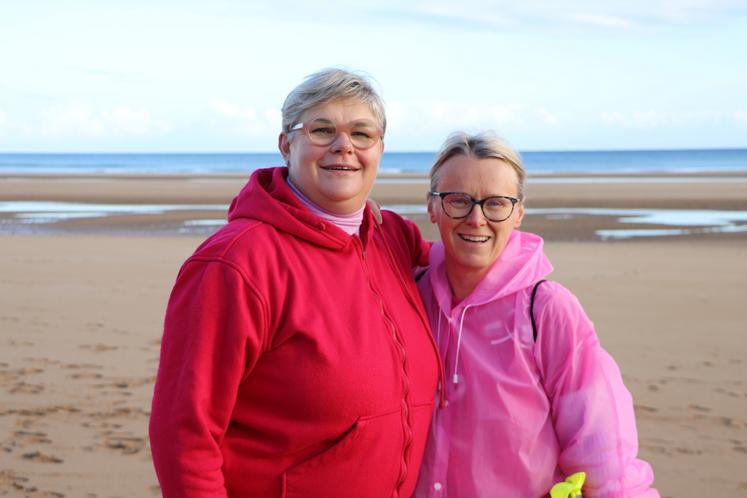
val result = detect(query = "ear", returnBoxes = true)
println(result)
[426,195,437,224]
[278,132,291,164]
[513,202,525,228]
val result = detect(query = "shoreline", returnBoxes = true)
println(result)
[2,171,746,241]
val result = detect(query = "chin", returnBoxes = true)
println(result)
[455,255,495,273]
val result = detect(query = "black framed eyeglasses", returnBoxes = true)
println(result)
[429,191,520,222]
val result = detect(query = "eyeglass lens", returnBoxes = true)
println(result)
[442,193,514,221]
[304,119,380,149]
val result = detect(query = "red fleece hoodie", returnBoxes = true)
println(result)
[150,167,441,498]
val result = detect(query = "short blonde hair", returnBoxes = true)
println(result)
[430,131,526,199]
[281,68,386,135]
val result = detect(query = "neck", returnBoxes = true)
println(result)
[287,177,364,235]
[445,264,489,304]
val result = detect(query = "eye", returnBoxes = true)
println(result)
[484,197,511,209]
[445,194,472,208]
[307,120,337,138]
[350,123,378,139]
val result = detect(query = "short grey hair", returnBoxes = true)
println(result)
[430,131,526,199]
[281,68,386,135]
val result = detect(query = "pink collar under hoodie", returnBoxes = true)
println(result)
[414,230,659,498]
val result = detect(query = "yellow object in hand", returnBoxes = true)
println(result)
[549,472,586,498]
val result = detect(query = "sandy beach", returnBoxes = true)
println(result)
[1,173,746,497]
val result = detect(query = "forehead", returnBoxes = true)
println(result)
[300,98,377,123]
[436,155,519,197]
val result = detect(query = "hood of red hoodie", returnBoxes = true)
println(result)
[227,167,375,251]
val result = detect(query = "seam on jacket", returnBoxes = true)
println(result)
[597,343,627,495]
[184,256,270,352]
[218,219,265,257]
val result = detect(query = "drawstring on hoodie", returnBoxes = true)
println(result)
[452,305,473,384]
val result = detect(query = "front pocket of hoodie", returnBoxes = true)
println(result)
[283,410,402,498]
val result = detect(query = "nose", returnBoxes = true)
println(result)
[464,203,487,226]
[329,131,354,153]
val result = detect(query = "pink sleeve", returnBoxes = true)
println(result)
[149,259,266,498]
[535,283,659,498]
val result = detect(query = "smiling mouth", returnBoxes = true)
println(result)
[458,234,491,243]
[321,165,360,172]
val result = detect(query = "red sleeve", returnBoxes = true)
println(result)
[381,210,431,268]
[149,258,267,498]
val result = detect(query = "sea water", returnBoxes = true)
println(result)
[1,149,746,175]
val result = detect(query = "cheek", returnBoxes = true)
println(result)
[290,144,319,170]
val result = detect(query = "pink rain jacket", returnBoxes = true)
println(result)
[414,231,659,498]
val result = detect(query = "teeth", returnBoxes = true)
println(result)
[459,234,490,243]
[325,166,356,171]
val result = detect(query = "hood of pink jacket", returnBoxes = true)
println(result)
[428,230,553,314]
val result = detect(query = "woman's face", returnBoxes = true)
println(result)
[279,98,384,214]
[428,154,524,276]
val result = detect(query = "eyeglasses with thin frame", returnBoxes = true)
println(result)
[429,191,520,222]
[289,118,383,150]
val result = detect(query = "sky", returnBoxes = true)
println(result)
[1,0,746,152]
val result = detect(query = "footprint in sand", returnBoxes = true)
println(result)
[634,404,658,414]
[9,382,44,394]
[80,343,118,352]
[718,417,745,428]
[7,338,34,347]
[21,450,63,463]
[62,363,104,371]
[101,433,146,455]
[22,357,60,367]
[68,371,103,380]
[688,403,711,413]
[14,430,52,446]
[673,446,702,455]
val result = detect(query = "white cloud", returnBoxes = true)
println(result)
[536,108,560,125]
[600,110,669,128]
[375,0,747,30]
[40,103,170,138]
[387,100,523,134]
[733,111,747,124]
[403,2,515,28]
[568,13,634,29]
[208,99,281,137]
[599,110,747,129]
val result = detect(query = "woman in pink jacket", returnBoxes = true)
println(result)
[414,132,659,498]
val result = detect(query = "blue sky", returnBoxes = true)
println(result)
[1,0,746,152]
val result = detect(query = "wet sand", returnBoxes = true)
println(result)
[1,173,746,497]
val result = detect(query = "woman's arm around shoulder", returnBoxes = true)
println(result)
[533,282,660,498]
[380,210,431,268]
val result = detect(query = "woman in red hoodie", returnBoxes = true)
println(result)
[149,69,441,498]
